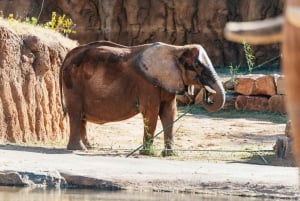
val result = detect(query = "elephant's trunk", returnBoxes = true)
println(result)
[201,80,226,112]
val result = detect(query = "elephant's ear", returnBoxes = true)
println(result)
[135,43,185,94]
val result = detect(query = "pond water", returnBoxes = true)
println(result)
[0,186,273,201]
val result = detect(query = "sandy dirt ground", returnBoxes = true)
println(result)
[85,109,289,165]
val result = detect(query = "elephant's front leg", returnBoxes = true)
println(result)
[140,110,159,155]
[159,99,177,156]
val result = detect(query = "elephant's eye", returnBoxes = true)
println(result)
[193,61,204,73]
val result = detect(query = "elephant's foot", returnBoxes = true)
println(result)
[161,148,176,157]
[139,148,156,156]
[67,140,87,151]
[161,144,176,157]
[83,140,93,149]
[139,140,155,156]
[139,143,156,156]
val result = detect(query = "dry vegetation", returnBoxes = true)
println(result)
[0,18,77,47]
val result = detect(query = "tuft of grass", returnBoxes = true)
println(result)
[243,41,255,73]
[228,63,240,79]
[225,41,257,79]
[25,16,38,25]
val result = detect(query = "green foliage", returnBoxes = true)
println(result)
[227,41,256,78]
[242,41,255,73]
[43,12,76,36]
[25,17,38,25]
[229,63,240,79]
[7,13,15,22]
[1,11,76,37]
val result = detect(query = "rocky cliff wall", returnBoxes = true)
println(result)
[0,20,76,143]
[0,0,283,67]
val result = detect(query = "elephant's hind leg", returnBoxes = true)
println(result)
[81,119,92,149]
[67,110,87,151]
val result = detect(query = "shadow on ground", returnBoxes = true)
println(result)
[0,144,72,154]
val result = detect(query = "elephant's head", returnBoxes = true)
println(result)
[136,42,225,112]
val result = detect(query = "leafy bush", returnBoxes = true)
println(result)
[1,11,76,37]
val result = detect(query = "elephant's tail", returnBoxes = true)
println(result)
[59,62,67,118]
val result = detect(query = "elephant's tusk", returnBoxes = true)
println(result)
[204,85,216,94]
[224,16,283,44]
[286,5,300,28]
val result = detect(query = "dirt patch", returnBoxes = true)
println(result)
[85,107,289,166]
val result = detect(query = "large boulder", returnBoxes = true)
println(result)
[0,19,77,143]
[235,74,276,96]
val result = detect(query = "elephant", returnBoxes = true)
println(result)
[60,40,226,155]
[224,0,300,166]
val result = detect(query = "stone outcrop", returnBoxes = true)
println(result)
[0,0,284,67]
[0,19,76,143]
[0,170,66,187]
[225,74,286,113]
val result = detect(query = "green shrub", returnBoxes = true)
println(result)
[43,12,76,36]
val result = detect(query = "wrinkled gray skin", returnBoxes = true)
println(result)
[60,41,225,156]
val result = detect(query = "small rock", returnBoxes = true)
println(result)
[0,171,24,186]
